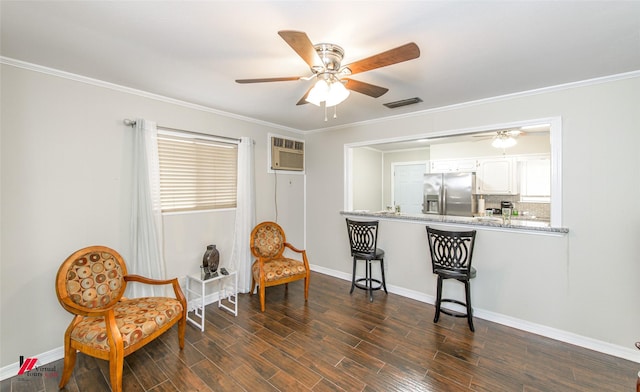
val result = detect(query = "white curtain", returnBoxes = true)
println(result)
[129,119,166,297]
[229,137,255,293]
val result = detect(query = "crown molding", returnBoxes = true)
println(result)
[3,56,638,135]
[307,69,640,134]
[0,56,303,135]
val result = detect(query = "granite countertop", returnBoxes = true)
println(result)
[341,210,569,234]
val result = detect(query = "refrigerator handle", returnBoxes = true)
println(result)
[441,186,446,215]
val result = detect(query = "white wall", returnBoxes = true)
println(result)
[351,147,383,211]
[0,64,305,369]
[305,75,640,360]
[3,62,639,372]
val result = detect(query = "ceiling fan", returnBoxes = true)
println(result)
[473,129,525,149]
[473,129,524,138]
[236,30,420,108]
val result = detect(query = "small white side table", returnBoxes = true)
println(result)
[185,270,237,331]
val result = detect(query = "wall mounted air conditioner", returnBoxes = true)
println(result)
[271,136,304,171]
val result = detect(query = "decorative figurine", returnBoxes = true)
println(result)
[202,244,220,273]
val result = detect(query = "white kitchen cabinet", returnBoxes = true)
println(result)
[430,159,477,173]
[476,158,517,195]
[519,156,551,200]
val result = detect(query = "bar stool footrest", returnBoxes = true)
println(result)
[439,299,471,318]
[354,278,384,291]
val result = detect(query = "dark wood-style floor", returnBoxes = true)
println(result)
[3,271,638,391]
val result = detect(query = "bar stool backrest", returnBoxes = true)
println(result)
[426,227,476,277]
[346,219,379,260]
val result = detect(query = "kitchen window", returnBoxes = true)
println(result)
[157,130,238,212]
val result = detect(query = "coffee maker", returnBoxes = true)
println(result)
[500,201,513,212]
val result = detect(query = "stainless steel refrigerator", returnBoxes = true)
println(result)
[422,172,476,216]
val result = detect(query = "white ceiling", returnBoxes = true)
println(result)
[2,1,639,132]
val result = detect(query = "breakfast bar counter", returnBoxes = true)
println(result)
[340,210,569,234]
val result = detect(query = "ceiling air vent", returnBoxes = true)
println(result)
[383,97,423,109]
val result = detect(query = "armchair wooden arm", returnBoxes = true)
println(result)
[283,242,304,253]
[124,275,187,304]
[284,243,310,270]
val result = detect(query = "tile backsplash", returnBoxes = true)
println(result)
[480,195,550,220]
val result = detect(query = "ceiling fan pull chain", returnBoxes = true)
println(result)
[324,104,328,121]
[333,105,338,119]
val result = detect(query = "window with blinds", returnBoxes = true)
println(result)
[157,131,238,212]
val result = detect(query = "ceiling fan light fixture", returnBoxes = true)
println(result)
[325,80,350,107]
[305,79,329,106]
[492,133,517,149]
[305,77,350,107]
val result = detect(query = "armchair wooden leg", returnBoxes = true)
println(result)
[109,348,124,392]
[58,340,76,389]
[259,284,266,312]
[304,274,310,301]
[59,318,80,389]
[178,315,186,349]
[250,277,256,296]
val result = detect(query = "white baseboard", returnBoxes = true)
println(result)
[3,266,637,381]
[309,264,640,364]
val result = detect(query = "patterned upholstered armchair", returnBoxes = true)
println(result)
[55,246,186,392]
[250,221,310,312]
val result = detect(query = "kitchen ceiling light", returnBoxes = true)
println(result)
[491,131,517,148]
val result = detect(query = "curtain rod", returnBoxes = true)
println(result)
[123,119,241,143]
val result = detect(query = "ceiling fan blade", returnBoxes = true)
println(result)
[343,42,420,75]
[343,78,389,98]
[278,30,321,68]
[235,76,301,84]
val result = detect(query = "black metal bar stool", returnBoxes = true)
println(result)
[345,218,387,302]
[426,226,477,331]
